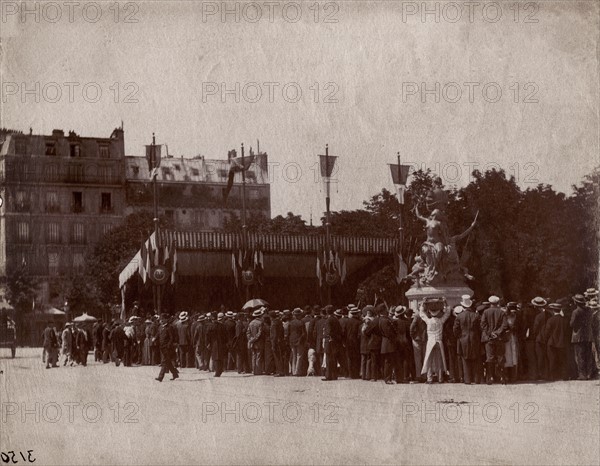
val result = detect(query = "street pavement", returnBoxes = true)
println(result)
[1,348,599,465]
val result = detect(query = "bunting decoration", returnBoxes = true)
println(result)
[231,246,264,288]
[316,243,347,287]
[319,154,338,179]
[222,153,255,204]
[137,234,177,286]
[389,163,410,204]
[139,239,148,283]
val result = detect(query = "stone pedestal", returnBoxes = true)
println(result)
[405,285,473,313]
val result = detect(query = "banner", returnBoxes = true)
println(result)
[319,155,338,179]
[145,144,162,172]
[389,163,410,205]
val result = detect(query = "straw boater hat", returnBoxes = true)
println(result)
[460,295,472,308]
[217,312,224,321]
[225,311,234,318]
[588,300,599,309]
[252,309,262,317]
[488,295,500,305]
[531,297,547,307]
[292,308,303,316]
[395,305,406,317]
[548,303,562,312]
[179,311,189,322]
[584,288,598,299]
[506,302,518,312]
[573,294,586,304]
[334,309,343,317]
[453,305,464,316]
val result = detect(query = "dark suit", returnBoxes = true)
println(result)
[323,315,343,380]
[379,315,398,383]
[270,317,285,376]
[157,323,178,380]
[394,317,412,382]
[345,316,362,379]
[224,318,237,370]
[364,317,382,381]
[454,309,481,384]
[247,318,264,375]
[533,310,551,379]
[543,313,569,380]
[207,320,229,376]
[235,319,249,373]
[481,305,508,382]
[571,304,594,379]
[288,318,307,376]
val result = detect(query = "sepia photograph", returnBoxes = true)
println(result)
[0,1,599,464]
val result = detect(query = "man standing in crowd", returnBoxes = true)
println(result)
[532,297,551,380]
[270,310,285,377]
[155,314,179,382]
[289,308,307,376]
[544,302,569,381]
[345,306,362,379]
[454,302,481,384]
[571,294,594,380]
[43,322,59,369]
[207,313,229,377]
[410,308,427,383]
[235,312,249,373]
[176,311,193,368]
[247,308,264,375]
[481,295,508,384]
[224,311,237,371]
[322,305,343,381]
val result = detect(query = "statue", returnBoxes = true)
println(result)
[412,184,478,286]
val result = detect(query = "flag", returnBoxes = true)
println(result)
[139,239,148,283]
[393,239,408,284]
[145,144,162,171]
[319,155,338,179]
[222,154,256,203]
[120,284,127,321]
[389,163,411,204]
[232,252,239,288]
[171,247,177,285]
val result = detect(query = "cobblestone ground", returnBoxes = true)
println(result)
[1,348,599,465]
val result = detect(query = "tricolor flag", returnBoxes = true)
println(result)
[222,153,255,204]
[139,239,148,283]
[389,163,410,204]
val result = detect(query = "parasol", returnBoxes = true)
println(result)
[242,299,269,310]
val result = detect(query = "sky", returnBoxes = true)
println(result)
[1,1,598,221]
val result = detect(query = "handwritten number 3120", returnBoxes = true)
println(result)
[0,450,35,463]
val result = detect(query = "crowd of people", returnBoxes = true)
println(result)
[41,288,600,385]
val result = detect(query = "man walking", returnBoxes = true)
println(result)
[155,314,179,382]
[247,309,264,375]
[571,294,594,380]
[207,313,229,377]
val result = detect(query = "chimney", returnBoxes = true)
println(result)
[52,129,64,138]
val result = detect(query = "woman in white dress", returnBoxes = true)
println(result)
[418,300,451,383]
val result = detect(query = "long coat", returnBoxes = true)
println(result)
[453,309,481,359]
[570,305,593,343]
[394,317,411,352]
[544,314,569,348]
[246,318,263,350]
[324,315,343,353]
[344,316,362,352]
[270,318,285,352]
[533,310,551,344]
[481,305,508,343]
[419,307,451,374]
[207,320,229,361]
[379,315,398,354]
[288,318,307,347]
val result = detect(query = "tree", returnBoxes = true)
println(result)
[5,263,37,312]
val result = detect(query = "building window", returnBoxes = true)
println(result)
[45,142,57,156]
[15,191,29,211]
[131,166,139,177]
[70,144,80,157]
[47,223,60,243]
[173,164,181,171]
[48,253,59,276]
[72,223,85,244]
[73,253,85,273]
[72,192,83,213]
[191,168,200,176]
[99,145,110,158]
[68,164,83,183]
[17,222,30,242]
[102,224,112,236]
[45,164,59,182]
[217,169,228,178]
[100,166,113,184]
[249,189,259,200]
[46,192,60,212]
[164,210,174,222]
[101,193,112,213]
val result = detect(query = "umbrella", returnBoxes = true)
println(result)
[242,299,269,310]
[72,313,98,323]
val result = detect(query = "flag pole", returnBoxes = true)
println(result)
[325,144,332,304]
[241,143,249,302]
[397,152,403,246]
[152,132,162,315]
